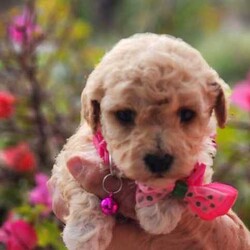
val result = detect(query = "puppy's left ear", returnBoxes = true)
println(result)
[80,69,105,133]
[81,93,101,132]
[208,80,229,128]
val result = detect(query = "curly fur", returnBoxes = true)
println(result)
[50,33,241,250]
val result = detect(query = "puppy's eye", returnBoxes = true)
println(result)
[179,109,196,123]
[115,109,136,124]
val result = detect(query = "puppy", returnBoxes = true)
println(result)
[50,33,245,250]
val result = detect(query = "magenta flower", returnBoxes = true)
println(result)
[0,219,37,250]
[231,73,250,112]
[8,8,43,46]
[29,173,52,213]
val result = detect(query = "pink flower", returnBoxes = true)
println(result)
[0,219,37,250]
[8,8,43,46]
[0,91,15,119]
[29,173,52,213]
[1,143,36,172]
[231,73,250,112]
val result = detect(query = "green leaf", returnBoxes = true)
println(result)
[14,204,45,222]
[71,19,91,41]
[36,220,66,249]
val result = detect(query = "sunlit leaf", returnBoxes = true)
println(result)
[82,46,105,67]
[14,204,45,222]
[71,20,91,41]
[36,220,66,249]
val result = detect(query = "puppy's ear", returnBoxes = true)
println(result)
[215,87,227,128]
[81,93,100,132]
[208,81,229,128]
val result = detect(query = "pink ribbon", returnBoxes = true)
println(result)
[136,163,238,220]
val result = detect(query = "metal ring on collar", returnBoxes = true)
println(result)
[102,173,123,194]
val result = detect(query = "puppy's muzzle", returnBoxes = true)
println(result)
[144,153,174,174]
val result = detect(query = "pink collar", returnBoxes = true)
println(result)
[93,131,238,220]
[93,130,110,166]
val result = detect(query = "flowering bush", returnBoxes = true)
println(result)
[0,0,100,249]
[214,72,250,228]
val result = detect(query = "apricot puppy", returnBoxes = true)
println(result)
[51,33,238,250]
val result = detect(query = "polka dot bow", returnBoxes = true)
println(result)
[136,163,238,220]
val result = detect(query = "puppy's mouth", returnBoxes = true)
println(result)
[154,173,165,178]
[120,159,190,188]
[121,164,176,186]
[118,155,175,184]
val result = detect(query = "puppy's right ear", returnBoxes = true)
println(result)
[208,79,230,128]
[81,93,100,132]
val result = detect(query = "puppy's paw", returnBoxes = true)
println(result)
[63,193,115,250]
[63,217,114,250]
[136,198,185,234]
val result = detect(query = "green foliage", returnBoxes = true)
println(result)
[36,220,66,249]
[15,204,45,222]
[15,204,66,249]
[0,1,104,248]
[197,33,250,83]
[215,106,250,228]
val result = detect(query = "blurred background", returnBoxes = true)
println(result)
[0,0,249,249]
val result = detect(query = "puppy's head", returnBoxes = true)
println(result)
[81,34,229,187]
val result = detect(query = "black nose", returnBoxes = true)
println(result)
[144,153,174,174]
